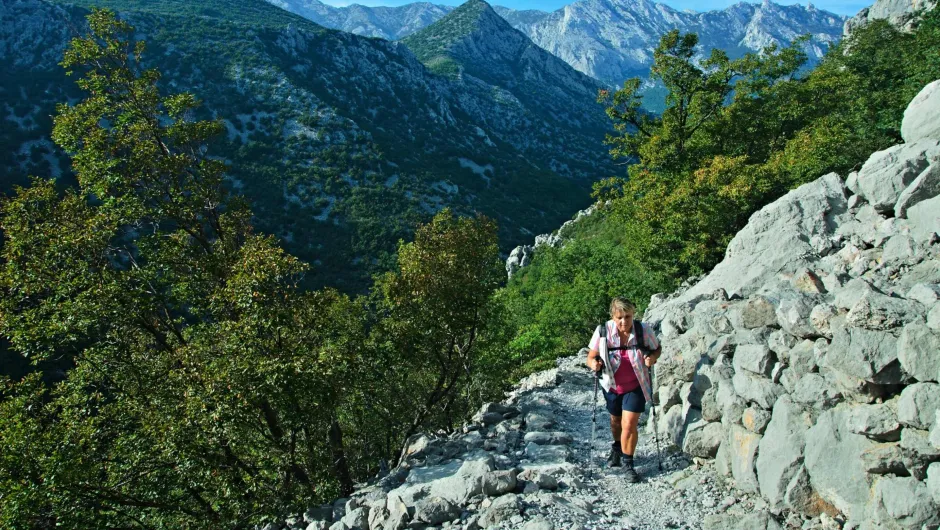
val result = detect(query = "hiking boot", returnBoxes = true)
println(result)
[623,464,641,483]
[606,447,622,468]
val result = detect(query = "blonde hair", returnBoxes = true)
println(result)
[609,297,636,317]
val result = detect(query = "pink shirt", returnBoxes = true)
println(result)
[589,321,660,394]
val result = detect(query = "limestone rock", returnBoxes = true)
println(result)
[810,303,840,339]
[907,194,940,244]
[898,323,940,382]
[928,462,940,504]
[845,291,920,331]
[804,407,876,519]
[733,344,775,377]
[732,295,779,329]
[896,162,940,218]
[757,397,815,509]
[703,510,784,530]
[340,507,368,530]
[412,497,459,525]
[482,470,517,497]
[854,139,940,213]
[682,420,724,458]
[732,372,785,410]
[776,293,819,338]
[822,325,902,384]
[478,493,521,528]
[523,432,573,445]
[846,400,902,441]
[742,406,772,434]
[728,424,762,493]
[860,443,907,475]
[898,382,940,430]
[870,476,940,529]
[901,79,940,144]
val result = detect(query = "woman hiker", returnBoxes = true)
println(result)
[585,297,661,483]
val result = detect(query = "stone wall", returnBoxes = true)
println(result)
[643,80,940,530]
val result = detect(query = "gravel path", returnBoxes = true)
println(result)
[504,355,754,530]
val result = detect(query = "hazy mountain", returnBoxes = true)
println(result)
[1,0,613,291]
[272,0,845,90]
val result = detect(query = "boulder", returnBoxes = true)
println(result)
[928,463,940,504]
[898,323,940,383]
[870,476,940,529]
[523,432,573,445]
[846,400,902,441]
[932,410,940,449]
[412,497,460,525]
[776,293,819,339]
[703,510,784,530]
[821,324,902,384]
[477,493,521,528]
[810,303,840,339]
[768,329,798,357]
[907,283,940,306]
[733,344,775,377]
[731,295,779,329]
[339,507,368,530]
[805,407,876,519]
[860,443,907,475]
[682,420,724,458]
[896,162,940,218]
[757,397,816,509]
[727,424,762,493]
[482,470,517,497]
[907,194,940,244]
[742,406,772,434]
[522,517,554,530]
[716,380,747,425]
[790,373,841,408]
[732,372,785,410]
[517,468,558,491]
[844,291,920,331]
[898,382,940,430]
[787,339,819,377]
[901,79,940,144]
[930,304,940,332]
[854,139,940,213]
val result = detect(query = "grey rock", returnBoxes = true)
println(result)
[792,267,828,294]
[898,323,940,383]
[732,372,785,410]
[854,139,940,213]
[782,465,816,515]
[846,400,902,441]
[787,339,819,377]
[870,476,940,529]
[896,162,940,218]
[776,293,819,339]
[327,522,348,530]
[768,329,798,357]
[757,396,815,509]
[821,324,902,384]
[703,510,784,530]
[901,79,940,144]
[810,304,840,339]
[901,428,940,460]
[907,194,940,244]
[715,438,732,477]
[682,420,724,458]
[306,522,329,530]
[412,497,460,525]
[932,410,940,449]
[860,443,907,475]
[733,295,779,329]
[523,442,570,464]
[898,382,940,430]
[523,432,573,445]
[907,283,940,306]
[742,406,772,434]
[482,470,517,497]
[716,379,747,423]
[305,505,333,523]
[733,344,775,377]
[844,291,920,330]
[517,469,558,491]
[882,233,918,264]
[522,516,554,530]
[804,407,876,519]
[383,495,409,530]
[524,410,554,430]
[930,304,940,331]
[928,462,940,504]
[727,424,762,493]
[340,507,368,530]
[477,493,520,528]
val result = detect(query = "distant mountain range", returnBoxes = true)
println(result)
[1,0,613,291]
[268,0,846,88]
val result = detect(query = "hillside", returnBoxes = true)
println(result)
[0,0,612,291]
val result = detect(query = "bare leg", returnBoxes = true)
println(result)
[620,411,641,456]
[609,415,622,447]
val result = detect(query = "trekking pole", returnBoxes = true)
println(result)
[589,368,600,478]
[649,364,664,472]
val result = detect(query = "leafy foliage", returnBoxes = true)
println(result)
[498,10,940,367]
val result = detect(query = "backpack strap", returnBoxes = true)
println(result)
[608,321,649,356]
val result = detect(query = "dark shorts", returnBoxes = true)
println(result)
[602,386,646,416]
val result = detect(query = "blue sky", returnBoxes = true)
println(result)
[319,0,869,16]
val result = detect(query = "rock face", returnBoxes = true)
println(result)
[644,80,940,528]
[844,0,938,36]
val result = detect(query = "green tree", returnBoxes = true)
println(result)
[0,10,361,527]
